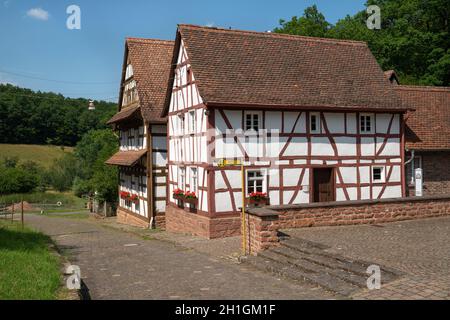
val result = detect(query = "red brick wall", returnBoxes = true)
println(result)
[247,195,450,253]
[277,196,450,229]
[166,205,241,239]
[407,152,450,196]
[155,213,166,230]
[246,213,279,255]
[117,207,150,229]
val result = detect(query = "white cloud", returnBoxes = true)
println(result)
[205,22,215,28]
[26,8,49,21]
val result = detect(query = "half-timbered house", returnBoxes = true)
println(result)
[162,25,412,239]
[106,38,173,228]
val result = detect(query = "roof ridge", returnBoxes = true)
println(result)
[396,85,450,92]
[126,37,174,45]
[178,24,367,47]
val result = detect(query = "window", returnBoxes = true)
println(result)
[187,67,193,83]
[310,112,321,133]
[127,128,134,147]
[360,114,373,133]
[139,176,147,195]
[246,170,266,195]
[178,114,185,135]
[190,168,198,193]
[245,112,260,131]
[125,64,134,80]
[372,166,385,183]
[189,111,196,134]
[179,167,186,189]
[137,127,144,148]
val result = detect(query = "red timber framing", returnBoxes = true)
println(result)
[209,109,404,215]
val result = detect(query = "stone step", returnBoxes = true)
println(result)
[281,237,402,281]
[260,248,367,288]
[240,255,359,297]
[267,246,369,288]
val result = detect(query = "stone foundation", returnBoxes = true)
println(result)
[166,205,241,239]
[117,207,150,229]
[154,213,166,230]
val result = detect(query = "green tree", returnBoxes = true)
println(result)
[274,5,330,37]
[275,0,450,86]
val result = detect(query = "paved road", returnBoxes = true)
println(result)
[25,214,335,300]
[284,217,450,300]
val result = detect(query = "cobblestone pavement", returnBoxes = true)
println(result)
[100,216,242,261]
[24,214,335,300]
[284,217,450,300]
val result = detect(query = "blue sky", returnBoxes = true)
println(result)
[0,0,366,102]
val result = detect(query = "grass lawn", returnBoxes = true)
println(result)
[0,191,87,210]
[0,144,73,168]
[0,220,61,299]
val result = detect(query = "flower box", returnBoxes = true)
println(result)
[246,192,269,207]
[173,189,185,201]
[130,194,139,204]
[173,194,185,201]
[184,192,198,205]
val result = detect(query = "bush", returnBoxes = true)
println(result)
[0,167,38,194]
[72,177,91,197]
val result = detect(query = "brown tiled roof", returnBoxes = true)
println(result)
[106,105,141,125]
[112,38,173,124]
[105,150,147,166]
[163,25,407,115]
[398,85,450,150]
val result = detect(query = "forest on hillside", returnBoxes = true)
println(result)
[0,84,117,146]
[275,0,449,86]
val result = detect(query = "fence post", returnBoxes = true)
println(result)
[21,199,24,229]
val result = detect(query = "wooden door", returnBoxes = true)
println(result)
[313,168,335,203]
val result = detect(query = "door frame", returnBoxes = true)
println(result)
[309,166,336,203]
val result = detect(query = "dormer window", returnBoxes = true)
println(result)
[360,113,374,134]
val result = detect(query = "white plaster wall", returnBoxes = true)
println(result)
[335,137,357,156]
[347,113,357,134]
[339,167,357,184]
[284,137,308,156]
[324,113,345,134]
[311,137,335,156]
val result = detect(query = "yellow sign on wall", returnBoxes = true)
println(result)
[217,159,242,167]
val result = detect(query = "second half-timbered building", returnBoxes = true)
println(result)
[162,25,412,239]
[106,38,173,229]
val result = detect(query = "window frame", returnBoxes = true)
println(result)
[246,169,267,196]
[190,167,198,193]
[244,111,262,132]
[179,167,186,190]
[178,114,185,135]
[189,110,196,134]
[372,166,386,183]
[360,113,374,134]
[309,112,321,134]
